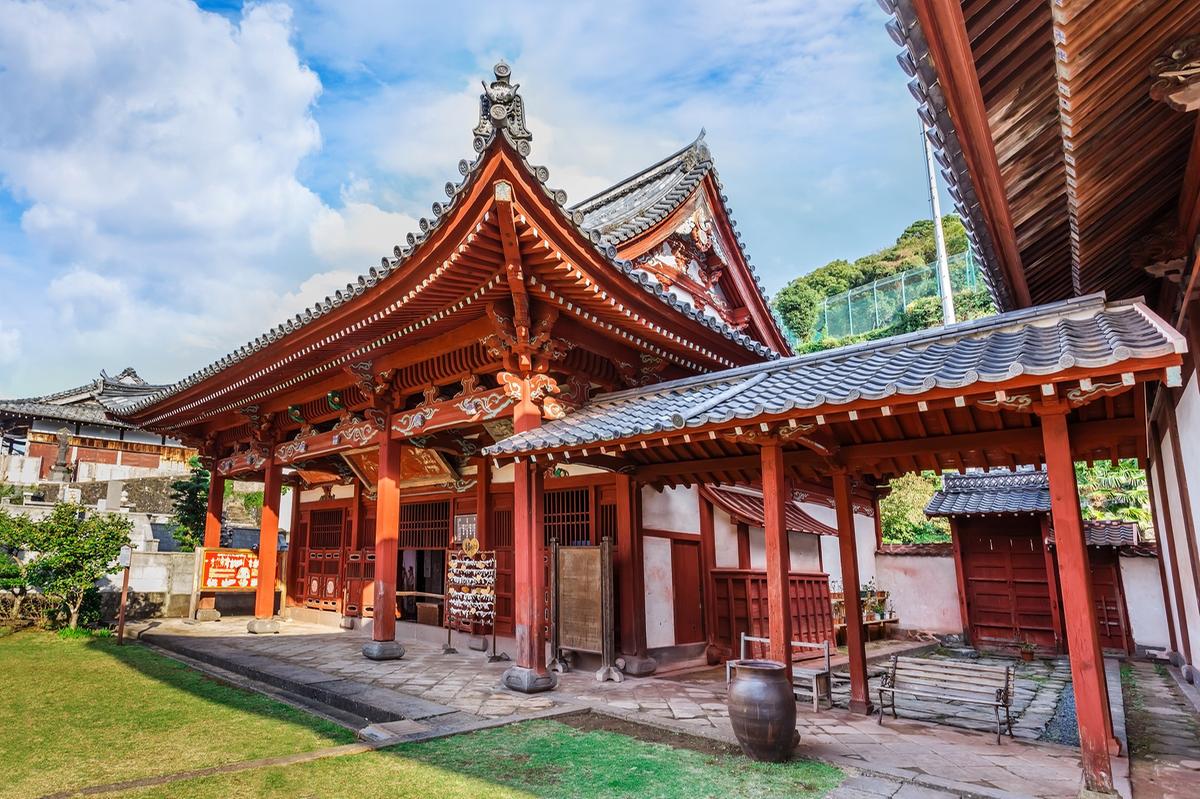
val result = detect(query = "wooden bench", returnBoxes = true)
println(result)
[725,633,832,712]
[878,655,1015,742]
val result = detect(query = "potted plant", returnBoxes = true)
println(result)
[1017,639,1037,662]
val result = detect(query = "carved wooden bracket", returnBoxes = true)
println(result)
[1151,35,1200,112]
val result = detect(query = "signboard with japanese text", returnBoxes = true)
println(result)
[197,547,260,592]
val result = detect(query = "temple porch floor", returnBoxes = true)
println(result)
[134,617,1138,799]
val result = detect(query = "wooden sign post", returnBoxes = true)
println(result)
[550,537,621,682]
[115,545,132,646]
[188,547,261,621]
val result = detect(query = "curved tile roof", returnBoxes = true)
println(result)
[925,470,1050,516]
[699,484,838,536]
[116,65,777,422]
[0,368,166,429]
[485,294,1185,456]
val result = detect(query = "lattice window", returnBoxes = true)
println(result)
[596,501,616,544]
[398,501,450,549]
[544,488,591,546]
[310,509,345,549]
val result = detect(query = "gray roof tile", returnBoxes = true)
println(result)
[485,294,1185,456]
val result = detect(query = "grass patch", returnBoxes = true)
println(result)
[125,719,844,799]
[1120,663,1151,758]
[0,631,353,799]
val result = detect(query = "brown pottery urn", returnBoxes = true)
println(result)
[727,659,798,762]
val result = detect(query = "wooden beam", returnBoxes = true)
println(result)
[368,420,402,655]
[1040,410,1113,793]
[834,471,872,715]
[761,441,793,683]
[912,0,1032,307]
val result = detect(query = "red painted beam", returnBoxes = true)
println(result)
[761,441,793,683]
[1040,410,1113,793]
[835,470,872,715]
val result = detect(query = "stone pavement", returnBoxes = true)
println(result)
[1122,660,1200,799]
[138,618,1129,798]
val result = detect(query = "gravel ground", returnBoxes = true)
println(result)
[1041,684,1080,747]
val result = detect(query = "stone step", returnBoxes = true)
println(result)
[143,631,457,725]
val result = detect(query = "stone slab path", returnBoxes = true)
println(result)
[138,618,1130,798]
[1122,660,1200,799]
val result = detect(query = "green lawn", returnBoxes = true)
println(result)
[0,631,354,799]
[125,719,843,799]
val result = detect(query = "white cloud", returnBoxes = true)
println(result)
[0,322,20,365]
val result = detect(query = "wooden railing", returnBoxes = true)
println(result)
[711,569,835,658]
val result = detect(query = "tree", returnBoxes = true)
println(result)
[0,507,35,620]
[169,457,210,552]
[880,472,950,544]
[25,503,131,629]
[1075,460,1151,526]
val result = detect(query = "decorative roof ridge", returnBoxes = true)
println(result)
[570,131,709,214]
[116,62,776,420]
[941,469,1049,492]
[579,292,1115,408]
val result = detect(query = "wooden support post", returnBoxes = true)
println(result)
[761,441,793,684]
[502,379,556,693]
[364,424,404,659]
[1144,458,1180,654]
[247,457,282,634]
[196,472,225,620]
[615,473,655,674]
[1041,410,1115,795]
[475,456,491,548]
[698,494,721,663]
[949,518,972,642]
[834,470,872,715]
[1040,516,1066,654]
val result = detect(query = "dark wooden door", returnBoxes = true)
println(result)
[960,520,1056,650]
[671,538,705,644]
[303,507,347,613]
[1087,548,1133,654]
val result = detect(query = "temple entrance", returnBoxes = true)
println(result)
[292,504,353,613]
[398,500,451,626]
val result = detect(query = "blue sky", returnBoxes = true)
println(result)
[0,0,938,397]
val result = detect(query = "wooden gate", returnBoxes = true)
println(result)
[958,519,1057,650]
[1084,548,1134,654]
[711,569,834,657]
[301,507,349,613]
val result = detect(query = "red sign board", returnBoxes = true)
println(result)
[198,548,259,592]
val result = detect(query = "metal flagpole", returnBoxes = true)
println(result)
[921,116,957,325]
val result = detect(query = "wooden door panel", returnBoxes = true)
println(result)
[671,539,704,645]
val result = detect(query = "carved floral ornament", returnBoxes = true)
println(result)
[1151,35,1200,112]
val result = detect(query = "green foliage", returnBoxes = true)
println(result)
[24,504,131,629]
[0,483,22,505]
[772,214,970,342]
[880,472,950,544]
[169,456,210,552]
[0,507,35,620]
[1075,460,1151,527]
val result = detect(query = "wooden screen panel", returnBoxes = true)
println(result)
[398,500,450,549]
[1088,548,1132,654]
[491,498,514,635]
[288,517,308,606]
[711,569,834,658]
[544,488,591,546]
[304,507,347,612]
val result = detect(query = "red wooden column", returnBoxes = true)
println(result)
[834,470,872,715]
[502,378,556,693]
[698,493,721,663]
[195,471,225,621]
[761,440,794,683]
[1040,410,1114,794]
[363,424,404,660]
[248,456,282,634]
[615,472,655,675]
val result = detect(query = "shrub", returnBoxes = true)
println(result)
[25,504,131,629]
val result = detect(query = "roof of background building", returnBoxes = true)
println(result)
[699,484,838,536]
[925,469,1050,516]
[0,368,167,430]
[486,294,1184,457]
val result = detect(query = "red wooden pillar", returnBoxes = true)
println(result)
[364,425,404,659]
[1040,516,1066,654]
[761,441,794,684]
[503,379,556,692]
[615,472,655,674]
[1041,410,1114,794]
[196,471,225,620]
[948,519,971,640]
[248,456,282,634]
[698,494,721,663]
[834,470,872,714]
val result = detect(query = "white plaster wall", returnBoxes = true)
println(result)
[875,554,963,634]
[713,508,739,568]
[0,454,41,485]
[817,510,878,589]
[97,551,197,594]
[1120,555,1170,650]
[299,484,355,503]
[641,485,700,533]
[1170,378,1200,667]
[643,535,675,648]
[1161,428,1200,668]
[487,462,605,485]
[790,533,822,571]
[1151,462,1184,656]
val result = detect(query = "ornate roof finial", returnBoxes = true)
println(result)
[473,61,532,155]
